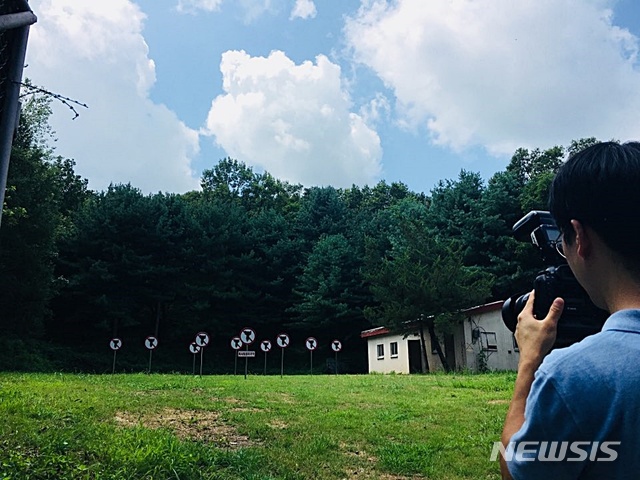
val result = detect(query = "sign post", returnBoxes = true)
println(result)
[144,336,158,373]
[189,342,201,375]
[331,340,342,375]
[230,336,242,374]
[109,338,122,374]
[276,333,290,378]
[194,331,210,376]
[305,337,318,375]
[260,340,272,374]
[240,327,256,380]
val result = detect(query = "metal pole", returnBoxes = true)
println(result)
[280,348,284,378]
[310,350,313,375]
[264,351,267,375]
[244,344,248,380]
[193,353,196,375]
[112,350,117,374]
[199,348,204,376]
[148,350,153,374]
[0,22,33,227]
[335,351,338,375]
[0,11,37,30]
[234,351,238,375]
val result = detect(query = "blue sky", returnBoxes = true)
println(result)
[24,0,640,195]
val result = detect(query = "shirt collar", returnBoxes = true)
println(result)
[602,309,640,334]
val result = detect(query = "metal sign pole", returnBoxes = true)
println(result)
[193,353,196,375]
[234,351,238,375]
[280,348,284,378]
[335,351,338,375]
[112,350,117,374]
[264,351,267,375]
[244,344,249,380]
[199,348,204,376]
[148,350,153,374]
[310,350,313,375]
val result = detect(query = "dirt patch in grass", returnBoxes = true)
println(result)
[341,443,423,479]
[114,408,256,448]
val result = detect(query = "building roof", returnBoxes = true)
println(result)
[463,300,504,316]
[360,300,505,338]
[360,326,391,339]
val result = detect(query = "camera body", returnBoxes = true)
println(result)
[502,211,607,348]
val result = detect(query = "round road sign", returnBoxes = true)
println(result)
[109,338,122,351]
[189,342,201,354]
[276,333,290,348]
[260,340,272,352]
[195,331,210,347]
[230,337,243,350]
[305,337,318,351]
[331,340,342,352]
[240,327,256,345]
[145,336,158,350]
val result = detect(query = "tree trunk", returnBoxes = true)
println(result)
[428,321,451,373]
[418,324,430,373]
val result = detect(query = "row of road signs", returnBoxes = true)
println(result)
[108,329,343,375]
[109,333,342,353]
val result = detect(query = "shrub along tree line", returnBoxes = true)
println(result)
[0,95,601,373]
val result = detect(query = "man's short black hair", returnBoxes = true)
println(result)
[549,141,640,271]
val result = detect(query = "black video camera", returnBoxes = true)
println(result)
[501,210,608,348]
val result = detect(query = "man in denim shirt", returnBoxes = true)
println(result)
[500,142,640,479]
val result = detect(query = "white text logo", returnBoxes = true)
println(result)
[490,441,620,462]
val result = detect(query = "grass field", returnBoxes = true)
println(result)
[0,372,515,479]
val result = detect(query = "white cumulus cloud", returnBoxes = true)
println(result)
[344,0,640,155]
[25,0,201,193]
[290,0,317,20]
[203,50,382,187]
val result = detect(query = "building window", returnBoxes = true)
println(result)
[390,342,398,358]
[377,344,384,359]
[482,332,498,351]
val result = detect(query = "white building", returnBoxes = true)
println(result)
[361,301,520,373]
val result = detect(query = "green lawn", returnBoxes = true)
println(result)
[0,372,515,479]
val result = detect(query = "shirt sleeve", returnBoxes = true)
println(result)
[506,369,588,480]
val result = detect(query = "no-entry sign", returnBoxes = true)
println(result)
[145,336,158,350]
[195,332,210,347]
[240,328,256,345]
[305,337,318,351]
[276,333,290,348]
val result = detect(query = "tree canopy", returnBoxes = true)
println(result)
[0,94,602,372]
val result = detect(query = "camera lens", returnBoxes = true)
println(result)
[501,292,530,333]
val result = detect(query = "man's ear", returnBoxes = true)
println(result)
[570,219,591,259]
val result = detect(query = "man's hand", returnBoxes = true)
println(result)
[515,290,564,365]
[500,290,564,479]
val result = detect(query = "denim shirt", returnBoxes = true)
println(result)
[507,310,640,480]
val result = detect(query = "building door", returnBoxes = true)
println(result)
[408,340,422,373]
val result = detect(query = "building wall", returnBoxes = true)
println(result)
[366,332,411,373]
[365,330,446,373]
[462,308,520,371]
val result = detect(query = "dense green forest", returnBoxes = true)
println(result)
[0,95,599,373]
